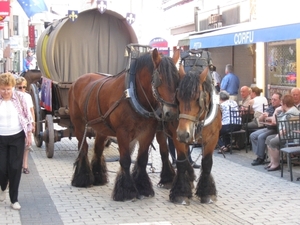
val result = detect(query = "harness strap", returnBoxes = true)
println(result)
[87,93,125,126]
[178,114,198,122]
[84,79,104,122]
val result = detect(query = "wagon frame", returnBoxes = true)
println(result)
[26,8,138,158]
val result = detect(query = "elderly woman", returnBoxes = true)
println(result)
[0,73,32,210]
[265,95,300,171]
[217,91,242,153]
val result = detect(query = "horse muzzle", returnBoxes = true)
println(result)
[162,105,178,121]
[176,126,194,143]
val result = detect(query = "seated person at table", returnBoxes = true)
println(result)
[250,92,282,166]
[217,91,241,153]
[246,87,268,129]
[239,86,251,108]
[265,94,300,171]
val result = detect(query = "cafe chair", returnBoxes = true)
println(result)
[276,114,300,181]
[248,103,269,150]
[228,106,249,154]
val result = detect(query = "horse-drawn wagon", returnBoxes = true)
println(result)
[24,7,222,204]
[25,8,138,158]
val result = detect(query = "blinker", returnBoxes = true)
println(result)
[152,69,161,88]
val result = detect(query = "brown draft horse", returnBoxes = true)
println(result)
[69,47,180,201]
[20,69,43,92]
[174,66,222,204]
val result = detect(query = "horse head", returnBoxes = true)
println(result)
[176,66,219,143]
[149,47,180,121]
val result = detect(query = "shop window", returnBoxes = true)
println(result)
[267,41,296,87]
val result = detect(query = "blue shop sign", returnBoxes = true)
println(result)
[190,22,300,49]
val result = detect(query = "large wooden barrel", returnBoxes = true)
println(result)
[36,9,138,82]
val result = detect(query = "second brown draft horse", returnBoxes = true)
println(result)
[175,66,222,203]
[69,47,180,201]
[20,69,42,92]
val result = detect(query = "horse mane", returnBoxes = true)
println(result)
[178,70,200,101]
[135,53,179,91]
[178,68,213,109]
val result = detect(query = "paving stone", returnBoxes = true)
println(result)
[2,137,300,225]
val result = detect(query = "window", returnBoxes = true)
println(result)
[267,41,296,87]
[13,15,18,35]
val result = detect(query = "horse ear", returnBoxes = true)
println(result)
[178,63,186,80]
[152,48,162,68]
[172,46,180,64]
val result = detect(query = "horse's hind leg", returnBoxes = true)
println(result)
[155,131,175,189]
[91,134,108,185]
[70,100,94,188]
[72,137,94,187]
[195,150,217,203]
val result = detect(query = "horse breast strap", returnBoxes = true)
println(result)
[84,77,124,128]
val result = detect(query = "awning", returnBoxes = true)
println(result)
[189,20,300,49]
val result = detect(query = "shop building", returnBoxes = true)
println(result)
[189,20,300,98]
[169,0,300,99]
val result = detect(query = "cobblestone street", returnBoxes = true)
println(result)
[1,137,300,225]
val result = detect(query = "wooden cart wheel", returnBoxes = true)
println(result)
[30,84,43,147]
[45,114,54,158]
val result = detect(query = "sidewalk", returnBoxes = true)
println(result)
[1,137,300,225]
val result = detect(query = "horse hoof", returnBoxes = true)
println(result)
[200,197,214,204]
[157,182,172,189]
[172,197,190,206]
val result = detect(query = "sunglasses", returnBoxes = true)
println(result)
[18,86,27,89]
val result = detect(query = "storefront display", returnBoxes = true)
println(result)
[267,41,296,96]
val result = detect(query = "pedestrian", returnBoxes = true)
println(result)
[15,77,35,174]
[211,65,221,92]
[220,64,240,102]
[0,72,33,210]
[23,49,37,72]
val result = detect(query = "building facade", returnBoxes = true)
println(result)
[165,0,300,98]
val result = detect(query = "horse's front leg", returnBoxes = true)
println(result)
[169,140,195,205]
[91,134,108,185]
[195,147,217,203]
[112,132,138,201]
[132,129,156,198]
[72,135,94,187]
[155,130,175,189]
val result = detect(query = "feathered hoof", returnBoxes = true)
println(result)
[71,174,94,188]
[171,196,190,206]
[157,182,173,190]
[199,195,216,204]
